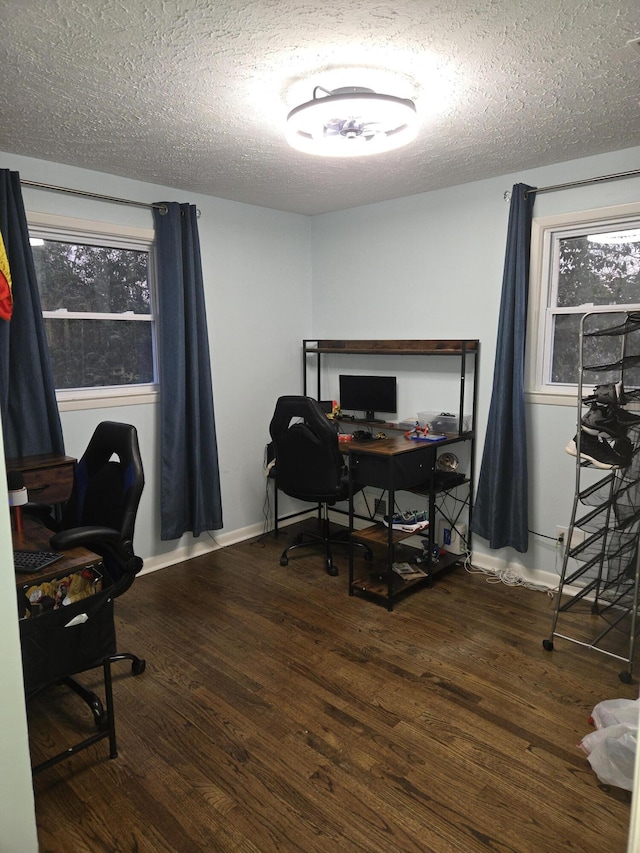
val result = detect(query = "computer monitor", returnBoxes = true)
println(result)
[338,374,397,422]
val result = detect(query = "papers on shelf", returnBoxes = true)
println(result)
[392,562,428,581]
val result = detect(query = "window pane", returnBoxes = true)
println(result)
[44,318,154,389]
[551,314,640,387]
[557,232,640,308]
[32,240,150,314]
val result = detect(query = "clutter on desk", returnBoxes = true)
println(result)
[20,567,103,619]
[404,422,446,441]
[419,411,471,432]
[352,430,374,440]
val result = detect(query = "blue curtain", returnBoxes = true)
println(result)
[153,202,223,539]
[0,170,64,458]
[471,183,536,553]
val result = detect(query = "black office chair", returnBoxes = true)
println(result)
[20,421,146,772]
[269,395,371,576]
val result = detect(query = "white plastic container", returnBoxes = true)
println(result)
[418,411,471,433]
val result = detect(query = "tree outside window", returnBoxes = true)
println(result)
[530,210,640,399]
[550,228,640,387]
[30,236,156,392]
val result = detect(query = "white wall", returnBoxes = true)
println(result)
[0,150,313,847]
[1,152,313,569]
[0,429,39,852]
[2,144,640,849]
[310,144,640,585]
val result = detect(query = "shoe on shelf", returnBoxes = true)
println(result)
[612,436,634,468]
[582,381,626,407]
[564,432,624,469]
[616,408,640,427]
[383,510,429,532]
[580,403,628,439]
[585,312,640,337]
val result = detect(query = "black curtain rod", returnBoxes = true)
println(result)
[20,179,169,214]
[523,168,640,199]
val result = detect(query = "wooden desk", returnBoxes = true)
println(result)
[13,515,101,586]
[7,452,76,506]
[344,433,473,609]
[14,515,104,627]
[14,516,116,773]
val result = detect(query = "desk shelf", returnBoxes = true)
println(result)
[351,522,418,547]
[305,339,479,357]
[350,550,462,601]
[350,571,430,599]
[349,523,461,604]
[303,338,479,609]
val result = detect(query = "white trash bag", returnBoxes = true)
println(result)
[579,698,640,791]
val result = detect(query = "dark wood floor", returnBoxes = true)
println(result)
[28,522,635,853]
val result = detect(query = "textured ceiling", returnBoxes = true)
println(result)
[2,0,639,215]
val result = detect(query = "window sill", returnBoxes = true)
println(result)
[525,390,577,407]
[57,388,159,412]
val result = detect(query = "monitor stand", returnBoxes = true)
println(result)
[365,411,385,423]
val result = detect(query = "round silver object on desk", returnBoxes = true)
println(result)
[436,452,459,472]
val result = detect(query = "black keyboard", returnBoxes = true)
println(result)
[13,550,62,574]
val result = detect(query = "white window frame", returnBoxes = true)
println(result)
[27,211,158,412]
[526,200,640,406]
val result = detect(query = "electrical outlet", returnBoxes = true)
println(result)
[373,497,387,518]
[557,525,586,549]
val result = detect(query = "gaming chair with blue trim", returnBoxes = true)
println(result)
[20,421,146,772]
[53,420,145,582]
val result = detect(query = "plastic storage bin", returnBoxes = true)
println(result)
[418,411,471,433]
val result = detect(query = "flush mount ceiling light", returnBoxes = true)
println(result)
[286,86,417,157]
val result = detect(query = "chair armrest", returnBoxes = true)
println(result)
[50,527,143,576]
[24,501,59,532]
[50,525,121,551]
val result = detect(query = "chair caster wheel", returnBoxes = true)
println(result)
[620,670,633,684]
[326,563,339,577]
[542,639,554,651]
[132,658,146,676]
[280,557,288,566]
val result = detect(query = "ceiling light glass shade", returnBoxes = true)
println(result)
[286,87,417,157]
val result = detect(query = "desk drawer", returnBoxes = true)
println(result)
[21,464,74,504]
[8,455,76,505]
[351,449,434,490]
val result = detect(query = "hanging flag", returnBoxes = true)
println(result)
[0,229,12,320]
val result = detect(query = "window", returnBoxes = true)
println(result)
[27,213,157,407]
[527,202,640,403]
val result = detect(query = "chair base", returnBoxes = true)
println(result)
[111,651,147,676]
[31,652,146,775]
[279,516,372,576]
[32,658,117,775]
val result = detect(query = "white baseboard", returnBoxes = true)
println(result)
[138,517,585,600]
[469,551,591,598]
[138,512,315,576]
